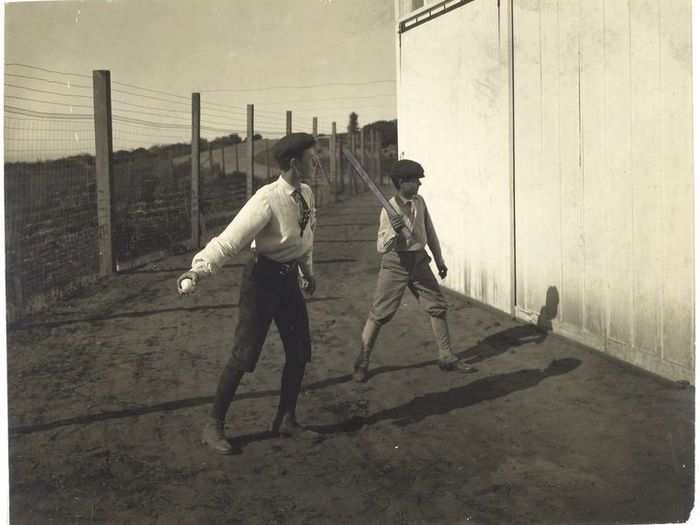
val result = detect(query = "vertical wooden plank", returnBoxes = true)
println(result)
[557,0,584,329]
[286,110,292,136]
[659,0,694,371]
[604,0,634,345]
[531,0,563,319]
[507,0,517,314]
[246,104,255,198]
[265,139,271,181]
[512,0,542,313]
[579,0,606,338]
[630,0,661,354]
[191,92,201,250]
[312,117,318,138]
[92,70,115,275]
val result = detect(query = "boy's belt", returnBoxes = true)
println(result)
[255,254,298,276]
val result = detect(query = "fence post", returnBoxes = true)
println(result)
[265,139,271,181]
[311,117,318,200]
[208,142,214,175]
[370,129,376,184]
[367,129,374,183]
[235,142,239,172]
[339,136,345,195]
[374,129,381,185]
[330,122,337,201]
[360,127,366,169]
[93,69,115,275]
[221,144,226,175]
[191,93,201,250]
[247,104,255,198]
[286,110,292,136]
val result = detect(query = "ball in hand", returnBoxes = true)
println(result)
[180,278,194,292]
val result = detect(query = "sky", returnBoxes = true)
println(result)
[4,0,398,158]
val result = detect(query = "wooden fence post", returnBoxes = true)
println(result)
[286,110,292,136]
[235,142,239,172]
[330,122,337,201]
[247,104,255,198]
[221,144,226,175]
[312,117,318,200]
[191,93,201,249]
[93,69,115,275]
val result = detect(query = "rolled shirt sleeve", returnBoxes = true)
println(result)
[191,190,272,276]
[377,207,398,254]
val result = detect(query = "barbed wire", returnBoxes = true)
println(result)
[5,63,92,79]
[5,63,389,163]
[5,83,93,99]
[5,95,93,110]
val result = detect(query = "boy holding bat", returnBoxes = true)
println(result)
[353,159,474,382]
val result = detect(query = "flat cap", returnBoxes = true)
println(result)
[390,159,425,179]
[273,132,316,162]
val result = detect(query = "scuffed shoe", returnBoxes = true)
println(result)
[201,420,234,454]
[274,414,323,441]
[438,357,477,374]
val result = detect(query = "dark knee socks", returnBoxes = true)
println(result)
[277,360,306,421]
[210,356,245,421]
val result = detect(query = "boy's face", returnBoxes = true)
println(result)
[289,146,318,184]
[399,176,421,198]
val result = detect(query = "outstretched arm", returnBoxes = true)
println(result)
[178,192,272,295]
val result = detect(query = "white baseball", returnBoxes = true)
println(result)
[180,278,194,292]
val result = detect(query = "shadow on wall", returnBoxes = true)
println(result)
[536,286,559,333]
[459,286,560,365]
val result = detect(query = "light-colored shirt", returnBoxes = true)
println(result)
[191,175,316,277]
[377,193,443,261]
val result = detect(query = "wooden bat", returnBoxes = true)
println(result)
[342,149,415,243]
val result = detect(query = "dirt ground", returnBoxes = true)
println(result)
[6,190,695,525]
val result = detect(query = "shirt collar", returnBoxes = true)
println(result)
[396,193,416,206]
[278,174,300,196]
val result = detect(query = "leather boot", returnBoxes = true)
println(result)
[201,419,233,454]
[432,315,476,374]
[273,412,322,441]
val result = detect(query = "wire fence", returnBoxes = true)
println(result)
[4,64,389,322]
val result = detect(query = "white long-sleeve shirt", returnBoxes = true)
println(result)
[377,193,443,262]
[191,175,316,277]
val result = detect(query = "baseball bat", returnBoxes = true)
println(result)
[342,149,415,243]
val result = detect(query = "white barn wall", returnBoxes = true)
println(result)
[397,0,514,313]
[396,0,694,383]
[512,0,694,382]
